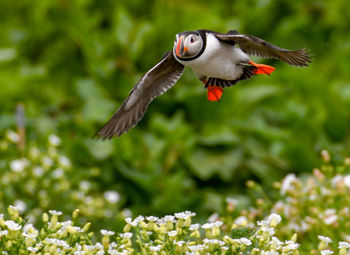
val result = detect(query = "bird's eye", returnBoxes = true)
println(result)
[191,36,195,43]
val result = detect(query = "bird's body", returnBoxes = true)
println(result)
[95,29,311,139]
[175,32,249,80]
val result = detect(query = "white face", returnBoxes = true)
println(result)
[173,33,203,59]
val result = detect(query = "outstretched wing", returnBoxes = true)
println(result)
[95,52,184,139]
[215,30,311,66]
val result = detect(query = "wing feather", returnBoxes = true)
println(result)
[95,52,184,139]
[215,32,311,66]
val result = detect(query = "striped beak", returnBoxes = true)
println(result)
[175,35,189,58]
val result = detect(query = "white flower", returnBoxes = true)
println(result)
[225,197,238,205]
[52,168,64,179]
[49,134,61,146]
[239,237,252,246]
[162,215,176,223]
[42,156,53,167]
[201,223,214,229]
[27,247,39,252]
[5,220,21,231]
[234,216,248,226]
[0,230,9,236]
[189,224,200,231]
[174,240,185,247]
[49,210,63,216]
[79,181,91,191]
[58,155,71,168]
[120,232,133,239]
[45,238,70,249]
[101,229,115,236]
[318,235,332,244]
[10,158,28,172]
[267,213,282,226]
[203,238,225,246]
[125,216,145,227]
[269,237,283,249]
[6,130,19,143]
[188,244,206,252]
[33,166,44,177]
[285,240,300,250]
[146,216,158,221]
[281,173,297,195]
[339,241,350,249]
[321,250,333,255]
[13,200,27,213]
[104,191,120,204]
[344,175,350,188]
[175,211,196,219]
[149,245,161,252]
[331,175,343,186]
[208,213,219,222]
[167,230,177,237]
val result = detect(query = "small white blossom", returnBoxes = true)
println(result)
[225,197,238,205]
[33,166,44,177]
[321,250,333,255]
[5,220,21,231]
[79,180,91,191]
[167,230,177,237]
[240,237,252,246]
[120,232,133,239]
[267,213,282,226]
[318,235,332,244]
[175,211,196,219]
[10,158,28,173]
[285,240,300,250]
[149,245,161,252]
[201,223,214,229]
[101,229,115,236]
[49,134,61,146]
[208,213,219,222]
[104,190,120,204]
[339,241,350,249]
[189,224,200,231]
[344,175,350,188]
[146,216,159,221]
[42,156,53,167]
[281,173,297,195]
[58,155,71,168]
[203,238,225,246]
[11,200,27,213]
[234,216,248,226]
[174,240,185,247]
[0,230,9,236]
[49,210,63,216]
[52,168,64,179]
[45,238,70,249]
[6,130,19,143]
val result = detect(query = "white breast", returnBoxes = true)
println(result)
[177,33,249,80]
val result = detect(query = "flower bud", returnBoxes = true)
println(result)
[42,213,49,223]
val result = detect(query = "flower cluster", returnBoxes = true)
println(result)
[0,205,302,254]
[0,130,123,229]
[227,150,350,254]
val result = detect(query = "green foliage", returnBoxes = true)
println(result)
[1,0,350,219]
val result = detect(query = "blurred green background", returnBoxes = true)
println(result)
[1,0,350,230]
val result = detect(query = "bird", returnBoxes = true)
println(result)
[95,29,311,139]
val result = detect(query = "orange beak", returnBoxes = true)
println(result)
[175,36,185,57]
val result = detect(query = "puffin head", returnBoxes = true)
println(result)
[173,31,203,60]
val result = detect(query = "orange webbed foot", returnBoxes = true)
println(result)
[249,60,275,75]
[207,85,223,102]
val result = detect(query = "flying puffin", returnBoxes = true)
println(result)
[96,29,311,139]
